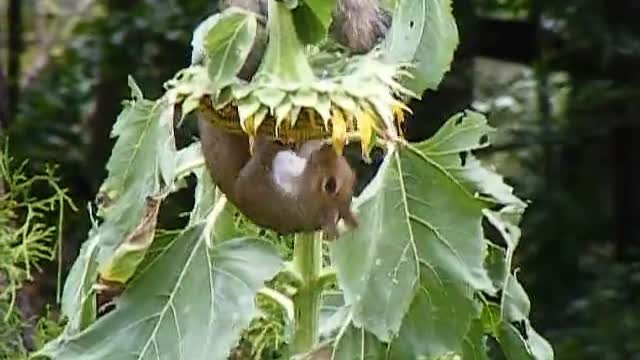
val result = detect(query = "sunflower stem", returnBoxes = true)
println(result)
[291,231,323,356]
[257,0,316,84]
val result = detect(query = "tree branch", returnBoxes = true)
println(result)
[20,0,97,92]
[8,0,23,127]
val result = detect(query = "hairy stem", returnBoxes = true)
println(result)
[291,231,323,355]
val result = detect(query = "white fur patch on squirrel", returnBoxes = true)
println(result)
[272,150,307,196]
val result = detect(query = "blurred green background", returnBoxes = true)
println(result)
[1,0,639,359]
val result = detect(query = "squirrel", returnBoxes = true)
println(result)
[198,0,389,237]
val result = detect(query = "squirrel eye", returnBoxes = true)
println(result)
[323,176,338,195]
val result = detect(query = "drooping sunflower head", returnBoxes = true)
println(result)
[199,53,414,158]
[175,0,417,159]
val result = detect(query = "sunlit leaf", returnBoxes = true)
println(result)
[96,80,176,264]
[98,197,161,284]
[462,319,490,360]
[383,0,459,95]
[191,14,221,65]
[59,236,99,335]
[100,81,175,201]
[484,203,554,360]
[37,224,284,360]
[498,323,535,360]
[332,326,387,360]
[292,0,336,45]
[204,9,257,89]
[331,112,523,342]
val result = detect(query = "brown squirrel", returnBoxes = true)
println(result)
[199,0,389,237]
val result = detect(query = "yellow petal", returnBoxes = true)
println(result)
[253,107,268,134]
[331,107,347,155]
[241,115,255,136]
[356,107,375,160]
[248,135,256,156]
[392,101,411,137]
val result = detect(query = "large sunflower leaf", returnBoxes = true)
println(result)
[292,0,336,45]
[54,79,178,337]
[387,274,477,358]
[331,111,522,342]
[327,275,477,359]
[95,78,177,264]
[485,206,554,360]
[203,9,257,89]
[462,319,490,360]
[99,77,175,203]
[36,224,283,360]
[382,0,459,95]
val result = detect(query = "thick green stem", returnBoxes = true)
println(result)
[291,231,323,356]
[257,0,315,84]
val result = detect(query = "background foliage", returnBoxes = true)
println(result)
[1,0,639,359]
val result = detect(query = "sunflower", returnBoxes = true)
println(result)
[170,0,416,159]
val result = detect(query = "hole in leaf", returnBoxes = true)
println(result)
[482,218,508,247]
[513,320,528,338]
[455,116,464,125]
[459,152,468,166]
[482,289,502,303]
[97,303,116,317]
[479,134,489,145]
[489,202,506,212]
[409,20,415,28]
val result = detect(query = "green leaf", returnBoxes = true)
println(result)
[387,274,476,359]
[383,0,459,95]
[97,197,162,284]
[300,0,335,29]
[497,322,535,360]
[485,242,508,290]
[100,81,175,200]
[190,170,242,243]
[484,201,554,360]
[37,224,284,360]
[255,87,287,110]
[502,273,531,322]
[462,319,490,360]
[190,13,221,65]
[97,81,176,263]
[175,141,204,180]
[497,319,554,360]
[292,88,318,108]
[189,167,220,225]
[292,0,336,45]
[527,328,554,360]
[331,112,527,342]
[417,112,523,207]
[204,9,257,88]
[59,236,99,335]
[332,326,388,360]
[318,291,350,340]
[322,278,479,359]
[164,66,215,121]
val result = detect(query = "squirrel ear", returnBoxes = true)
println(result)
[297,139,328,159]
[322,176,339,195]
